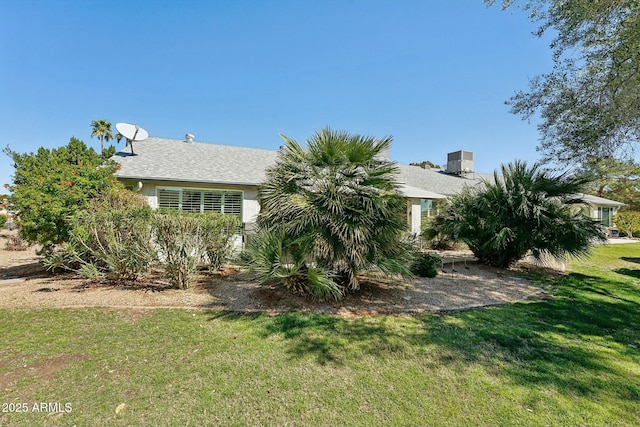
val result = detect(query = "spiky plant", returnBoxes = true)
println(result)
[253,127,410,298]
[433,160,606,268]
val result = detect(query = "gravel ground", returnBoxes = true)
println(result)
[0,230,545,316]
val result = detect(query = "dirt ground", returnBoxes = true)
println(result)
[0,230,546,316]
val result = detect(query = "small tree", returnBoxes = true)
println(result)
[614,211,640,238]
[433,161,606,268]
[4,138,121,251]
[248,127,411,299]
[91,119,114,155]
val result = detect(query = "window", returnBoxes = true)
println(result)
[420,199,438,218]
[597,207,613,227]
[157,188,242,221]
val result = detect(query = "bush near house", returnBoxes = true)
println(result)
[410,252,441,278]
[615,211,640,238]
[247,127,411,300]
[152,211,239,289]
[44,190,239,287]
[432,161,606,268]
[4,138,120,252]
[0,214,6,229]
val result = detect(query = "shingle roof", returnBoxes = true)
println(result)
[580,194,627,207]
[113,137,279,186]
[398,184,447,199]
[113,137,626,207]
[396,164,494,196]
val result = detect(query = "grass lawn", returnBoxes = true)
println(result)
[1,244,639,426]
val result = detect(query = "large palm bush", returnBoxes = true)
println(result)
[249,127,410,299]
[432,161,606,268]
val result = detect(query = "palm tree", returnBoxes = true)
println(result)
[249,127,410,299]
[90,120,113,154]
[433,160,606,268]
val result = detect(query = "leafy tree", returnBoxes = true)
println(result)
[614,211,640,238]
[488,1,640,165]
[249,127,410,299]
[4,138,120,250]
[576,156,640,209]
[409,160,441,169]
[90,119,114,155]
[433,160,605,268]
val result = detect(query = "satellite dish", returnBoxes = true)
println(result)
[115,122,148,155]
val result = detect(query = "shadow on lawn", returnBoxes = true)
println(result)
[207,271,640,401]
[614,268,640,280]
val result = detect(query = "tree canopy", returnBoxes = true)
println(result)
[576,156,640,209]
[488,0,640,165]
[4,138,121,250]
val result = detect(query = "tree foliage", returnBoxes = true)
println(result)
[614,210,640,238]
[576,156,640,209]
[248,127,411,299]
[4,138,120,250]
[433,160,605,267]
[90,119,114,155]
[488,0,640,164]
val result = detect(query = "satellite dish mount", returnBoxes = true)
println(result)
[115,122,149,155]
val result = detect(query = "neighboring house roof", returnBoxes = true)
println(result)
[580,194,627,207]
[113,137,279,186]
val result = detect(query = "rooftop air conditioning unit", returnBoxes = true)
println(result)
[446,150,474,175]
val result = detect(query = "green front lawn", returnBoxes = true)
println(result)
[1,244,639,426]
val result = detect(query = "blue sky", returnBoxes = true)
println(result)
[0,0,554,190]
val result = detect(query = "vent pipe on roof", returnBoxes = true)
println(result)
[185,133,195,143]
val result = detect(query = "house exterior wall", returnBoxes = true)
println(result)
[573,203,622,230]
[120,180,259,223]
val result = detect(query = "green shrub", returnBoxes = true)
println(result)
[410,252,441,278]
[152,212,206,289]
[198,212,240,270]
[421,215,462,250]
[0,215,6,229]
[44,204,155,280]
[255,128,411,299]
[614,211,640,238]
[433,161,606,268]
[4,138,120,251]
[244,230,343,301]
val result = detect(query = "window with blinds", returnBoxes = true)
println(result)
[157,188,242,221]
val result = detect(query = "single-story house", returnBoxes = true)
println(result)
[113,135,626,236]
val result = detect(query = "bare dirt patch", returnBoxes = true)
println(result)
[0,229,547,315]
[0,353,87,390]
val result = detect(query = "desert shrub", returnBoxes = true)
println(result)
[244,230,342,300]
[198,212,240,270]
[421,215,463,250]
[5,234,28,251]
[254,128,411,300]
[152,212,206,289]
[45,205,155,280]
[432,161,606,268]
[410,252,441,278]
[0,215,7,229]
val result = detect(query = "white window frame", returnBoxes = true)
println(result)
[156,187,243,222]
